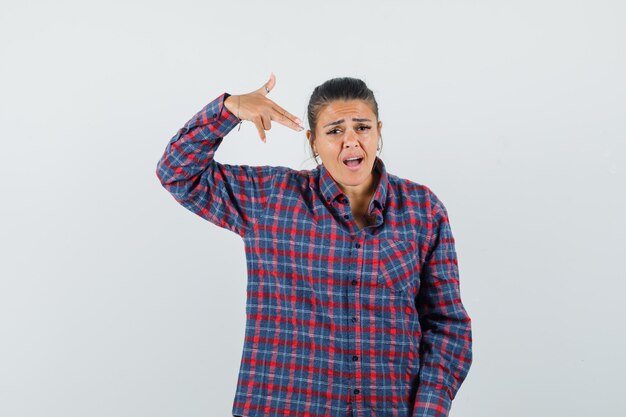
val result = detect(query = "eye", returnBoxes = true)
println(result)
[327,125,371,135]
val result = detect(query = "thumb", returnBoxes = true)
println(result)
[258,72,276,95]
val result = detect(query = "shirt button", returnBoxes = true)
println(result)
[344,214,349,219]
[213,113,217,117]
[352,355,358,361]
[326,196,331,201]
[351,317,357,323]
[351,279,357,285]
[355,243,360,248]
[354,388,360,395]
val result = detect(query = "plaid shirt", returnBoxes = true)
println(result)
[156,92,473,417]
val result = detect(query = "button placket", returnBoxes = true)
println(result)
[342,197,352,225]
[349,237,364,409]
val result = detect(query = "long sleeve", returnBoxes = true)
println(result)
[412,188,473,417]
[155,92,277,237]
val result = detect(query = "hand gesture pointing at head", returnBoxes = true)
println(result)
[224,72,305,143]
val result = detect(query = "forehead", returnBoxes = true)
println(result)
[317,99,376,122]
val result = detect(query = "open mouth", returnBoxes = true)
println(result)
[343,157,364,168]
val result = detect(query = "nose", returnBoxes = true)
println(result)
[343,129,360,148]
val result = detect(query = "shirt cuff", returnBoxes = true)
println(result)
[412,388,452,417]
[219,92,240,122]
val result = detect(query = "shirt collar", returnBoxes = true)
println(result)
[318,156,388,215]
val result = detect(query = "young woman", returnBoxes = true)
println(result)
[156,74,473,417]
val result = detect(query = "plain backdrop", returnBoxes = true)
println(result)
[1,1,624,416]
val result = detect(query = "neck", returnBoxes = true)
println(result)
[341,168,380,214]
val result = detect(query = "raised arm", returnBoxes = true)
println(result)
[412,188,473,417]
[155,73,304,237]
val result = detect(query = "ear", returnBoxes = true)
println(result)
[307,130,317,152]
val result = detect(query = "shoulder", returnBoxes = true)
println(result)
[386,171,450,221]
[270,165,317,183]
[238,164,317,191]
[387,172,436,205]
[218,163,309,181]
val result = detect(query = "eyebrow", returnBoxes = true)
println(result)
[323,118,372,128]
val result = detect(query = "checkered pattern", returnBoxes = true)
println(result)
[156,92,473,417]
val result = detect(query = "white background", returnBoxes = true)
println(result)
[1,1,624,416]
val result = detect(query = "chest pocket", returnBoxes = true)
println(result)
[377,238,419,294]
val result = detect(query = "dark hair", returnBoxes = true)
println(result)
[306,77,382,165]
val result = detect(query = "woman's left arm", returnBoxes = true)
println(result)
[412,188,473,417]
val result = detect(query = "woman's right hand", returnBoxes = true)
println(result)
[224,72,305,143]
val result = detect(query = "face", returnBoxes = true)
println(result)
[306,99,382,197]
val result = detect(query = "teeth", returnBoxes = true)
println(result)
[345,157,361,161]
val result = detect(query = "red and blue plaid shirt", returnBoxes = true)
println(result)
[156,92,473,417]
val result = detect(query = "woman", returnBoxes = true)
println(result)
[156,74,473,417]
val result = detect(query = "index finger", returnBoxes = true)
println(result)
[270,104,305,132]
